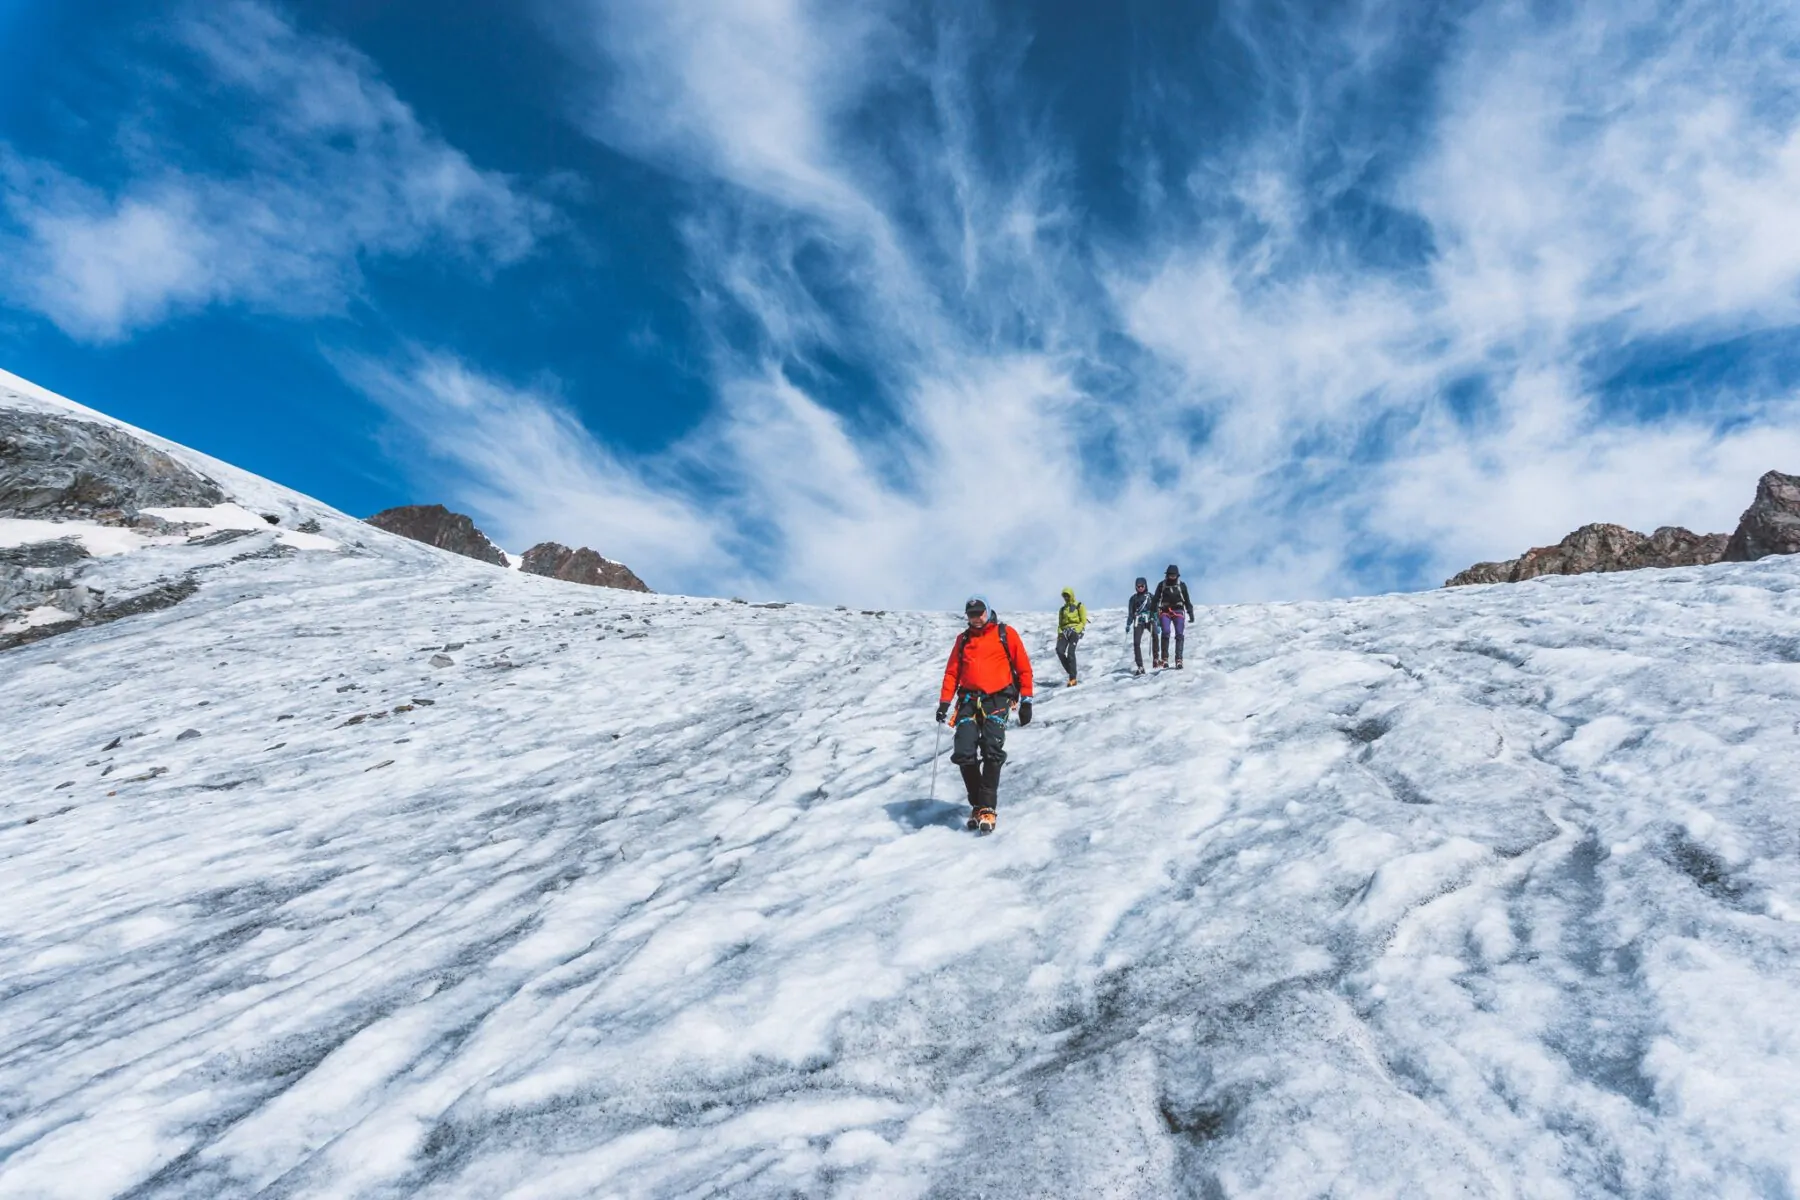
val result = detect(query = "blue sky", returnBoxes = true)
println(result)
[4,0,1799,609]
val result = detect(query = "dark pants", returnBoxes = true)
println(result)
[1056,629,1081,680]
[1158,611,1187,663]
[951,690,1010,809]
[1132,619,1154,669]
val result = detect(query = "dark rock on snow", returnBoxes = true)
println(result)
[519,541,651,592]
[186,527,259,548]
[1447,523,1731,587]
[0,406,225,518]
[364,505,509,567]
[0,538,91,568]
[0,576,201,653]
[1722,471,1800,562]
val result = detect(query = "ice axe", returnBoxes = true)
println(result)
[928,717,944,803]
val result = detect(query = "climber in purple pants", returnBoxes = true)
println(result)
[1149,563,1195,668]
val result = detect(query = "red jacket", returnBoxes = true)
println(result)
[940,617,1034,703]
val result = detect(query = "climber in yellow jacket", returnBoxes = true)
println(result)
[1055,586,1087,686]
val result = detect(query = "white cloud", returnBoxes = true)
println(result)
[339,351,724,590]
[0,172,216,337]
[422,0,1792,608]
[1412,2,1800,341]
[1108,0,1800,592]
[0,1,553,342]
[38,0,1791,608]
[576,0,892,220]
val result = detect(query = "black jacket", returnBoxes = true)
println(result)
[1126,589,1152,626]
[1150,578,1194,618]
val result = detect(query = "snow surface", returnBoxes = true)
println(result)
[0,604,77,635]
[138,505,341,554]
[0,511,335,563]
[0,519,170,557]
[5,384,1800,1197]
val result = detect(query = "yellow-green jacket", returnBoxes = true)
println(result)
[1058,589,1088,634]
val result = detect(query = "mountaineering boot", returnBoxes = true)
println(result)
[959,762,983,827]
[971,757,1002,834]
[1067,676,1078,687]
[1175,657,1183,669]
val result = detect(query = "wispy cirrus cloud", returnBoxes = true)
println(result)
[480,0,1800,606]
[337,350,725,588]
[24,0,1796,608]
[0,1,553,342]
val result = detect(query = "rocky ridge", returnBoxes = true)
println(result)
[1447,469,1800,586]
[518,541,650,592]
[365,505,510,567]
[1,406,226,518]
[1447,524,1731,586]
[0,387,353,652]
[362,505,651,592]
[1722,470,1800,562]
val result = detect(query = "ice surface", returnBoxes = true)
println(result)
[4,385,1800,1196]
[0,520,167,557]
[139,504,340,553]
[0,513,335,563]
[0,605,77,634]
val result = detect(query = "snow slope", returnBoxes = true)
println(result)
[4,383,1800,1197]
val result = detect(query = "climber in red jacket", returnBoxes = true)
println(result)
[935,594,1034,831]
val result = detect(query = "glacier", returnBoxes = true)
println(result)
[2,375,1799,1198]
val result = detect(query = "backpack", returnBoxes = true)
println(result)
[954,621,1022,699]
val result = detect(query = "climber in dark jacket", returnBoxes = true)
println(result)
[1126,577,1155,675]
[1150,564,1195,668]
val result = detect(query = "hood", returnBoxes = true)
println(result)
[1061,588,1076,601]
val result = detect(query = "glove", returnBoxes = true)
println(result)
[1018,699,1033,726]
[935,701,950,724]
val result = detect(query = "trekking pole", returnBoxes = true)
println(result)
[928,718,944,802]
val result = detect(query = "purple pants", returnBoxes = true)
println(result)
[1158,611,1186,662]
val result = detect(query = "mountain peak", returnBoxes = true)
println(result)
[365,504,509,568]
[1721,470,1800,562]
[1446,522,1729,587]
[519,541,651,592]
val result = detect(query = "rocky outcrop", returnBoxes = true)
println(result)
[0,407,225,517]
[0,575,198,653]
[519,542,650,592]
[1446,523,1730,587]
[365,505,509,567]
[1722,471,1800,562]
